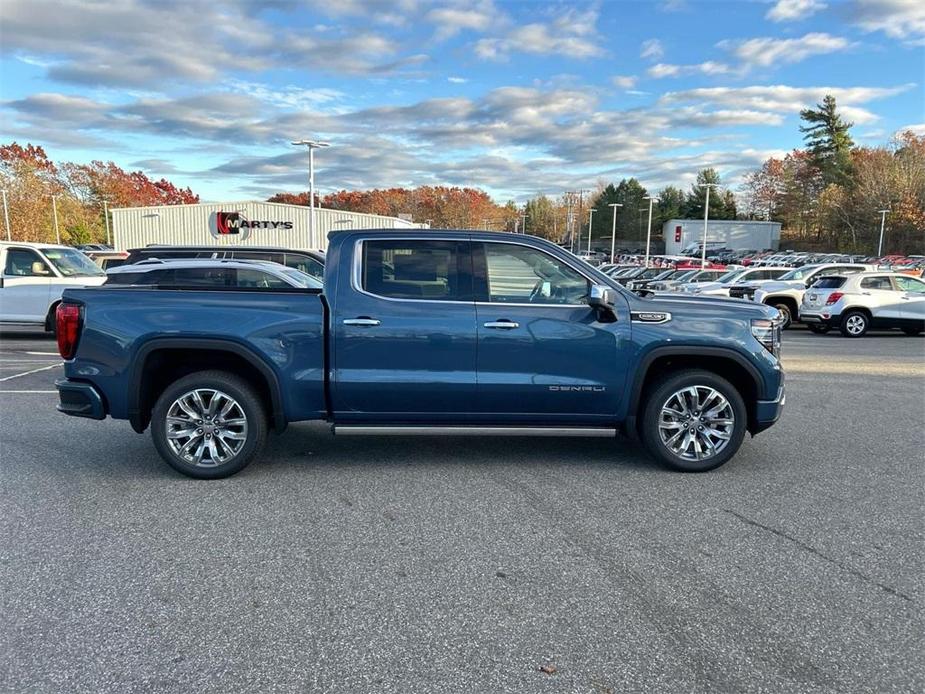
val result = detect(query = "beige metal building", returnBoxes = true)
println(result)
[111,200,425,251]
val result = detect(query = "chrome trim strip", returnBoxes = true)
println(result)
[334,426,617,437]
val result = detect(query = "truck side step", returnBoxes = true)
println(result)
[333,425,617,437]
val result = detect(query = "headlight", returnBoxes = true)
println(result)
[751,318,782,358]
[689,288,702,294]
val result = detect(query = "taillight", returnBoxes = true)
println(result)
[56,303,81,359]
[825,292,844,305]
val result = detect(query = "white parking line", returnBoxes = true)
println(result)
[0,390,57,393]
[24,352,60,356]
[0,364,62,382]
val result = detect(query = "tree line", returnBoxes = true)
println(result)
[0,143,198,244]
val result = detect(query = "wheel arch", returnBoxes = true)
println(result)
[128,338,286,434]
[626,347,767,436]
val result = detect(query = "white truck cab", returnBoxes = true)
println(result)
[0,242,107,331]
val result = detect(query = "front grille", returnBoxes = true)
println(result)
[729,286,755,299]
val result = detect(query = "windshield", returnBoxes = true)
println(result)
[43,248,106,277]
[778,267,810,281]
[716,268,747,283]
[279,267,323,289]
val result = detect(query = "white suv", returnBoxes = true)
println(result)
[685,267,791,297]
[0,242,107,332]
[752,263,875,328]
[800,272,925,337]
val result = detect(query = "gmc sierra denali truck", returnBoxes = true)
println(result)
[55,230,785,478]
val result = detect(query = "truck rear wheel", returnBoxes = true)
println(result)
[151,370,267,479]
[640,370,747,472]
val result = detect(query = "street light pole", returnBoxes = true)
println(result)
[608,203,622,263]
[520,213,527,234]
[51,195,61,244]
[102,199,111,246]
[698,183,718,268]
[0,189,10,241]
[877,209,890,256]
[587,208,596,253]
[291,139,330,245]
[643,196,654,267]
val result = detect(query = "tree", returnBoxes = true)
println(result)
[588,179,650,245]
[682,168,735,220]
[800,94,854,185]
[524,195,555,238]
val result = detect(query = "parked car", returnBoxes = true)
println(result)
[686,267,791,297]
[800,272,925,337]
[123,245,325,280]
[106,258,323,289]
[84,249,129,270]
[673,269,735,293]
[55,229,785,478]
[751,263,875,327]
[0,242,107,332]
[644,269,699,292]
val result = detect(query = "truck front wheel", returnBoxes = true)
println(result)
[640,370,748,472]
[151,370,267,479]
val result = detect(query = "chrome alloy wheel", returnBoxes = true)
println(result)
[657,386,734,461]
[844,314,866,335]
[165,389,248,467]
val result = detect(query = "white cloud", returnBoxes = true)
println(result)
[848,0,925,41]
[896,123,925,136]
[447,76,468,84]
[722,32,851,68]
[640,39,664,59]
[611,75,637,89]
[427,4,497,41]
[474,7,605,61]
[647,62,732,78]
[660,84,914,124]
[766,0,828,22]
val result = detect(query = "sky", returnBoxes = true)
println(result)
[1,0,923,204]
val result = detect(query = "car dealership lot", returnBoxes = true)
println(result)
[1,330,922,692]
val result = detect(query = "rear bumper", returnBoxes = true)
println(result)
[751,380,785,435]
[800,311,840,327]
[55,379,106,420]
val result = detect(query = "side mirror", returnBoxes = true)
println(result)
[31,261,50,276]
[588,284,618,321]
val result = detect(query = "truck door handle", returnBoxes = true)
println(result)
[484,320,519,329]
[343,318,381,326]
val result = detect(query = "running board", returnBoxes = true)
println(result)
[333,425,617,437]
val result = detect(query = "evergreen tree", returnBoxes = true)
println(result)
[683,168,734,219]
[590,178,649,243]
[800,94,854,185]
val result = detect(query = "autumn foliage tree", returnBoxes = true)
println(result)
[0,142,199,244]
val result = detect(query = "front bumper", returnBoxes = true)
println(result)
[752,379,785,435]
[56,379,106,420]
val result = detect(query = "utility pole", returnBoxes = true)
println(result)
[587,208,596,253]
[51,195,61,245]
[0,189,10,241]
[643,196,654,267]
[520,213,527,234]
[608,203,622,263]
[565,191,579,252]
[698,183,719,268]
[291,139,330,245]
[877,209,890,256]
[102,199,111,246]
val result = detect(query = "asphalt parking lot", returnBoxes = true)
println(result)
[1,328,922,693]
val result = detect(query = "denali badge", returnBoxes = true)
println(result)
[548,385,606,392]
[631,311,671,324]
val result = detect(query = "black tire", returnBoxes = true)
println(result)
[807,323,831,334]
[639,369,748,473]
[772,302,792,329]
[44,302,60,336]
[902,325,923,336]
[151,370,267,479]
[839,310,869,338]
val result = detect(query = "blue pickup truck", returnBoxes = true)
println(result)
[55,230,785,478]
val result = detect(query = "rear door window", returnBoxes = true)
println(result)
[362,240,467,301]
[812,277,845,289]
[283,253,324,280]
[232,251,285,266]
[860,276,895,291]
